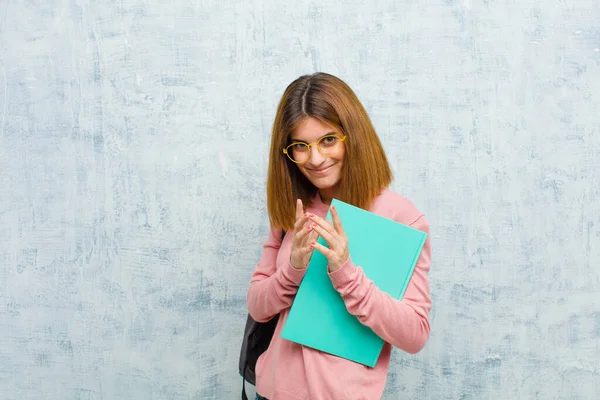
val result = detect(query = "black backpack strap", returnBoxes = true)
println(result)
[240,229,286,400]
[241,370,249,400]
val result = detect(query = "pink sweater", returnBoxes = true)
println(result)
[247,189,432,400]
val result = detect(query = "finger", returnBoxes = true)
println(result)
[309,228,319,244]
[310,214,335,234]
[330,205,345,235]
[294,212,312,232]
[296,226,318,248]
[295,199,303,221]
[311,223,337,248]
[311,241,332,258]
[295,222,313,242]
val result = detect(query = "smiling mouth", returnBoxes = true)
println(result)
[309,165,333,175]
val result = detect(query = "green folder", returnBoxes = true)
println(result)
[280,198,427,367]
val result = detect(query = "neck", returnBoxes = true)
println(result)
[318,187,338,205]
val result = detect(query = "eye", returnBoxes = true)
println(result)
[320,135,338,146]
[291,143,308,151]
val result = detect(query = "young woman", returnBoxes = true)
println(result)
[246,72,432,400]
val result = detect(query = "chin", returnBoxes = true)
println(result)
[308,175,341,191]
[312,180,337,190]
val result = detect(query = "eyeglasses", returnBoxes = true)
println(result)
[283,134,347,164]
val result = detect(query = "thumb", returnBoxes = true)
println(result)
[295,198,303,221]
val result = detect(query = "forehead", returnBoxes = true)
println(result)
[291,117,337,142]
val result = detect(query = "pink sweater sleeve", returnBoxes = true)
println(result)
[246,226,307,323]
[329,215,432,354]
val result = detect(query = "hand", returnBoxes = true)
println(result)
[290,199,318,270]
[309,205,349,273]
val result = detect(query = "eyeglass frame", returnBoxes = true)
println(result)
[282,134,347,164]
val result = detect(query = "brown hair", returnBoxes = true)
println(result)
[266,72,392,231]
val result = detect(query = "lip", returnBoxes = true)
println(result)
[308,165,334,175]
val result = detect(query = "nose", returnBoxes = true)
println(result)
[308,146,326,166]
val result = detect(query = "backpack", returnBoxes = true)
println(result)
[238,230,286,400]
[238,313,279,399]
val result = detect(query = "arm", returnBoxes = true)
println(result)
[329,215,432,354]
[246,226,307,322]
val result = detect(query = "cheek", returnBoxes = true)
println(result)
[298,166,310,178]
[333,155,344,168]
[333,149,345,164]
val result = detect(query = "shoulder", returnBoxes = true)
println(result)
[370,188,428,229]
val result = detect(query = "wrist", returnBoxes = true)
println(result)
[328,263,341,273]
[290,257,305,270]
[328,256,349,273]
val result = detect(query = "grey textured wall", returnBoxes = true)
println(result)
[1,1,599,399]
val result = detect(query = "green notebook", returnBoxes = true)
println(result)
[280,198,427,367]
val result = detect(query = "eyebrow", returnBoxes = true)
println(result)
[290,131,337,142]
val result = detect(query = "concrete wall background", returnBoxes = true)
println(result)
[1,1,599,399]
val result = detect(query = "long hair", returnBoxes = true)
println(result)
[266,72,392,231]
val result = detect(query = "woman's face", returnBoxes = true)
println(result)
[290,117,346,202]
